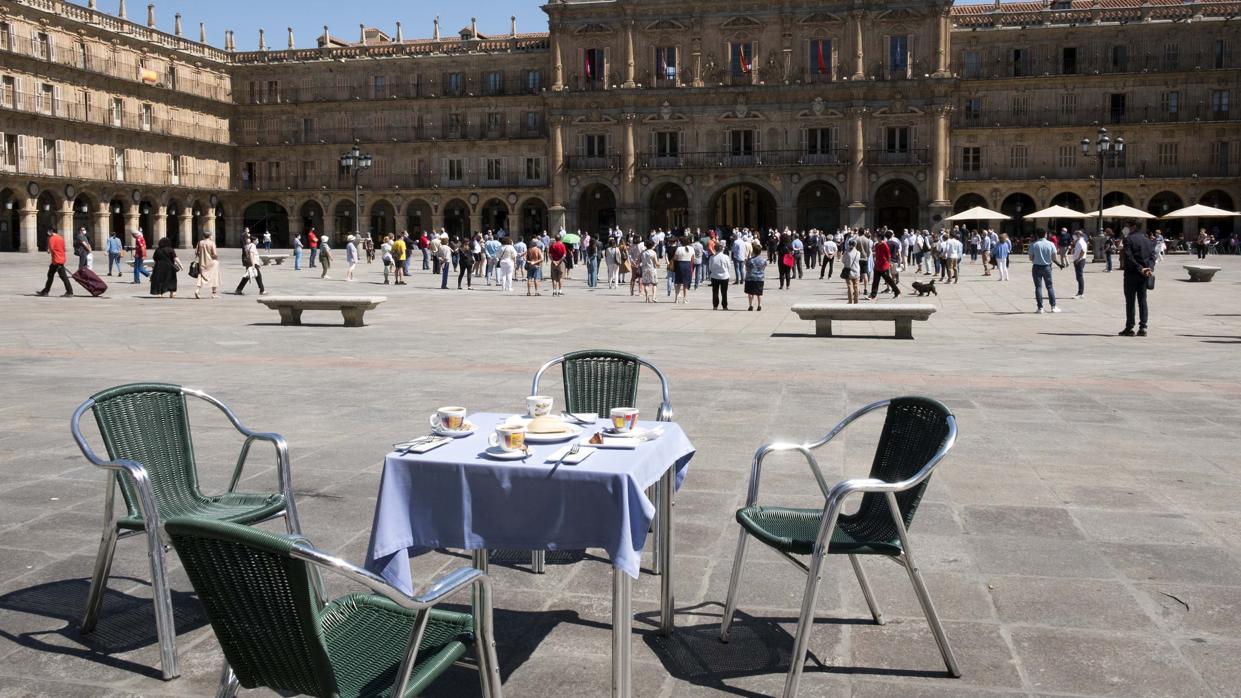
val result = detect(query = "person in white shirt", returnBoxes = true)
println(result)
[497,236,518,291]
[731,235,748,285]
[707,245,732,310]
[946,233,964,283]
[819,235,838,279]
[691,239,705,289]
[1070,229,1089,298]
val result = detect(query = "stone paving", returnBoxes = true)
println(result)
[0,249,1238,697]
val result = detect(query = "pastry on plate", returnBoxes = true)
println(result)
[528,415,568,434]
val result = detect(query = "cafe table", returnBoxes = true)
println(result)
[365,412,696,697]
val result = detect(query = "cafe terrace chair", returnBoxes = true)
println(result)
[165,517,503,698]
[527,349,674,574]
[718,397,961,697]
[70,383,303,680]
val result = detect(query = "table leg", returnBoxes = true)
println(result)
[472,549,497,698]
[611,565,632,698]
[658,467,675,636]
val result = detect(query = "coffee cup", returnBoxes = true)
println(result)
[526,395,554,418]
[429,406,468,432]
[488,423,527,452]
[609,407,640,433]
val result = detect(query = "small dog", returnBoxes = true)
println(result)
[911,279,937,297]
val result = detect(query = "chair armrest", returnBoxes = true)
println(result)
[290,545,488,612]
[413,566,486,606]
[745,442,827,506]
[71,399,161,527]
[226,432,291,494]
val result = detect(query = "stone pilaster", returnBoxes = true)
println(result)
[18,199,37,252]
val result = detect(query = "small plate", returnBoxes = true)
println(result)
[604,425,651,439]
[482,445,528,461]
[504,417,584,443]
[433,421,477,438]
[586,436,639,449]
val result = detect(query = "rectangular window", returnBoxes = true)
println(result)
[111,97,122,126]
[267,80,280,102]
[963,50,981,79]
[447,112,463,134]
[446,159,463,182]
[302,118,314,142]
[1057,144,1076,169]
[885,127,910,153]
[2,77,14,109]
[484,158,503,182]
[301,160,316,186]
[1162,44,1179,71]
[171,156,181,185]
[167,65,177,90]
[525,69,542,93]
[266,161,280,185]
[2,134,16,169]
[730,42,754,78]
[964,97,982,122]
[1160,91,1179,117]
[114,149,125,181]
[584,48,604,86]
[1061,47,1077,75]
[0,23,10,51]
[584,133,608,158]
[77,40,88,69]
[655,131,680,157]
[141,103,152,131]
[1009,145,1029,170]
[1111,45,1128,71]
[961,146,981,172]
[889,35,910,77]
[1058,93,1076,119]
[525,157,544,181]
[524,111,541,133]
[1209,142,1230,175]
[35,32,50,60]
[806,127,834,155]
[483,71,503,95]
[809,39,832,80]
[445,72,462,95]
[656,46,678,82]
[1157,142,1177,166]
[485,111,503,133]
[1215,39,1228,70]
[1010,95,1029,120]
[39,83,52,114]
[1012,48,1030,77]
[373,75,387,98]
[1210,90,1230,116]
[249,81,259,104]
[729,129,755,156]
[1109,93,1126,123]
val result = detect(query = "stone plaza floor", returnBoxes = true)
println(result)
[0,250,1238,697]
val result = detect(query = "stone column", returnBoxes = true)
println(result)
[469,209,482,237]
[177,210,192,249]
[847,107,867,229]
[549,117,567,235]
[620,113,638,231]
[18,199,37,252]
[691,39,703,87]
[92,203,110,249]
[551,30,564,90]
[623,21,636,88]
[125,202,141,243]
[287,207,303,244]
[152,207,168,244]
[850,10,866,80]
[58,200,74,240]
[930,106,950,207]
[204,206,217,239]
[934,8,951,77]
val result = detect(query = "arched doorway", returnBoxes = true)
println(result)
[1199,190,1236,238]
[243,201,289,246]
[480,199,509,234]
[1048,192,1088,235]
[333,200,355,240]
[709,183,777,231]
[369,200,395,240]
[300,200,324,238]
[166,199,184,247]
[873,180,919,231]
[36,191,60,251]
[796,181,842,232]
[0,189,21,251]
[190,200,206,244]
[213,204,227,246]
[1146,191,1184,237]
[578,184,617,235]
[953,193,987,213]
[73,194,94,241]
[109,198,127,240]
[443,198,470,237]
[649,183,689,232]
[520,198,547,238]
[1102,192,1133,208]
[405,200,432,234]
[1000,193,1037,239]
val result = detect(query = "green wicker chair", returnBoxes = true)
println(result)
[164,517,502,698]
[526,350,674,574]
[70,383,303,680]
[718,397,961,697]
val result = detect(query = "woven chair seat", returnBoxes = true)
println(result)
[117,491,286,531]
[321,594,473,698]
[736,505,903,557]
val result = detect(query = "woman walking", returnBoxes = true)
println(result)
[498,237,518,291]
[457,237,474,289]
[993,233,1012,281]
[673,236,694,303]
[842,238,861,304]
[745,242,767,311]
[640,240,659,303]
[345,235,359,281]
[604,238,620,288]
[777,233,794,290]
[150,237,181,298]
[194,231,220,299]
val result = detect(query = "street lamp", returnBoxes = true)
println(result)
[339,143,373,238]
[1081,127,1124,246]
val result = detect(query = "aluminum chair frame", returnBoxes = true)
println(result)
[718,399,961,697]
[209,536,503,698]
[70,386,302,680]
[527,351,674,575]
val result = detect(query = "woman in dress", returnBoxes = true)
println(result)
[640,240,659,303]
[672,236,694,303]
[150,237,180,298]
[194,231,220,299]
[745,241,767,311]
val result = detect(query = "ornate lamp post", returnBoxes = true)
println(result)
[1081,127,1124,260]
[339,143,373,238]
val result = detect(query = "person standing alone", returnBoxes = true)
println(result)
[307,228,319,268]
[1070,230,1088,299]
[1119,227,1156,336]
[35,228,73,296]
[1028,230,1060,314]
[708,241,731,310]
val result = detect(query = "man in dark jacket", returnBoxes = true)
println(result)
[1119,228,1156,336]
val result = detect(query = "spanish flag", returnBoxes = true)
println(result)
[739,44,751,74]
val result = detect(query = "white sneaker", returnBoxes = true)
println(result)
[1036,308,1044,314]
[1074,294,1083,299]
[1051,306,1061,313]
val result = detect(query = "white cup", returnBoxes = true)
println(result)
[429,406,468,432]
[609,407,640,433]
[488,423,527,452]
[526,395,554,417]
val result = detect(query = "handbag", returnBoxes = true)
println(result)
[188,261,200,278]
[782,253,795,268]
[1145,274,1155,291]
[839,266,851,280]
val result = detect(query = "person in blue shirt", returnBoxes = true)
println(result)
[745,241,767,311]
[105,232,124,277]
[992,233,1012,281]
[1027,230,1061,313]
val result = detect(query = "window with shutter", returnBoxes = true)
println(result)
[53,140,64,176]
[17,135,27,173]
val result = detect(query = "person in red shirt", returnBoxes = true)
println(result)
[548,234,568,296]
[308,228,319,268]
[131,230,151,284]
[36,229,74,296]
[868,230,901,300]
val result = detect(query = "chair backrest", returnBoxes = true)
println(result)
[846,397,954,542]
[165,517,337,697]
[88,383,201,521]
[546,350,642,418]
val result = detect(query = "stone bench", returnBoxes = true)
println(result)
[258,254,289,266]
[257,296,386,327]
[791,303,937,339]
[1184,265,1221,282]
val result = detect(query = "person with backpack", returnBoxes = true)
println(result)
[233,233,266,295]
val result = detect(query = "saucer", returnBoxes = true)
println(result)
[433,421,477,438]
[504,416,584,443]
[482,445,527,460]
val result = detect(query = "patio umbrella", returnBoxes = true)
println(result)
[1159,203,1240,219]
[1024,204,1088,219]
[1098,204,1155,220]
[559,232,581,245]
[945,206,1009,221]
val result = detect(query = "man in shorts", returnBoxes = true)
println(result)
[548,233,568,296]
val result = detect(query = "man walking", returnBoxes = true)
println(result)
[1070,230,1088,298]
[73,227,92,270]
[106,231,124,276]
[308,228,319,268]
[234,233,266,295]
[1029,230,1061,314]
[946,232,963,283]
[35,228,73,296]
[131,230,150,284]
[1119,227,1156,336]
[869,232,901,300]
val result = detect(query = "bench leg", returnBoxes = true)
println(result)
[277,308,303,326]
[895,318,913,339]
[341,308,366,327]
[815,319,832,337]
[274,258,284,265]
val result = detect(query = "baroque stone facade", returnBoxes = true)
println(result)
[0,0,1237,251]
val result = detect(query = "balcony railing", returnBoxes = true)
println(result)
[0,89,229,144]
[954,104,1235,129]
[952,160,1240,181]
[637,149,851,169]
[958,49,1235,80]
[241,76,545,105]
[566,155,620,171]
[235,122,547,147]
[865,148,931,166]
[241,172,549,191]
